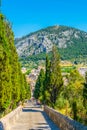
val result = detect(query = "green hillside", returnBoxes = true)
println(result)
[15,25,87,65]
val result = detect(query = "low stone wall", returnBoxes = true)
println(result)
[0,106,22,130]
[44,106,87,130]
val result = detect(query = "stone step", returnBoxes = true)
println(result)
[11,106,60,130]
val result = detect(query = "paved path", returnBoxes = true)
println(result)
[11,103,60,130]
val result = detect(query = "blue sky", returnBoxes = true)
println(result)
[2,0,87,37]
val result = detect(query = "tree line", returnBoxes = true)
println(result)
[0,13,31,114]
[34,45,87,125]
[34,46,63,107]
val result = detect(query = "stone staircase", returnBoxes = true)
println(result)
[10,104,59,130]
[1,102,87,130]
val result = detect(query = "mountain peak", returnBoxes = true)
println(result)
[15,25,87,60]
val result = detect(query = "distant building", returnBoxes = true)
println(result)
[29,74,38,81]
[21,67,27,73]
[78,67,87,76]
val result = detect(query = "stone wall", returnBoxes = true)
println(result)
[44,106,87,130]
[0,106,22,130]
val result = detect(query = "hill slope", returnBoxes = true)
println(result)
[15,25,87,63]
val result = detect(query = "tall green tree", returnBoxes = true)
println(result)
[83,72,87,110]
[49,46,63,107]
[44,55,51,105]
[0,13,31,112]
[63,69,85,121]
[36,46,63,106]
[0,14,12,110]
[34,69,45,100]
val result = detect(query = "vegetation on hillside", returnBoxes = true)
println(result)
[34,46,63,107]
[15,25,87,65]
[34,69,45,100]
[34,46,87,125]
[19,40,87,67]
[0,13,31,116]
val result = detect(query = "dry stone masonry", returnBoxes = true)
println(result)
[44,105,87,130]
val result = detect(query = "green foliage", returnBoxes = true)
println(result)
[34,46,63,107]
[64,70,84,102]
[72,101,78,120]
[49,46,63,107]
[85,71,87,83]
[35,46,63,107]
[57,69,87,124]
[27,52,46,61]
[44,55,51,105]
[83,72,87,110]
[61,66,76,73]
[25,69,31,75]
[34,69,45,100]
[55,94,67,109]
[0,13,31,112]
[16,25,87,66]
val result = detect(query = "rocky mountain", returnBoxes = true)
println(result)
[15,25,87,62]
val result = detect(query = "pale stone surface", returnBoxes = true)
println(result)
[0,106,22,130]
[10,105,59,130]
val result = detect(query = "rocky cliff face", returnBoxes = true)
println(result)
[15,25,87,58]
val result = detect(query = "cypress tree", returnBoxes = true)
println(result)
[34,69,45,100]
[44,55,51,105]
[0,13,31,111]
[0,14,12,110]
[45,55,50,89]
[49,45,63,107]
